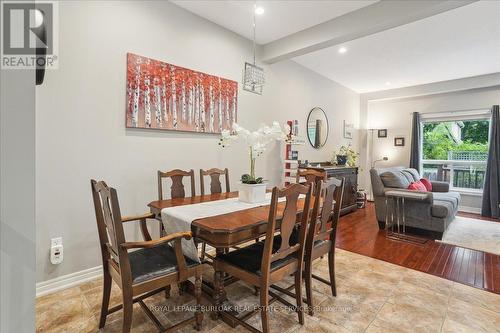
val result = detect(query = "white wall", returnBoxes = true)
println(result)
[365,87,500,210]
[35,1,360,282]
[1,61,36,333]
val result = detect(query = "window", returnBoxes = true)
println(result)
[420,112,490,192]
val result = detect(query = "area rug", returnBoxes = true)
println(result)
[440,216,500,255]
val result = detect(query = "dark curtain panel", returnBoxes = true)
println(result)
[409,112,421,171]
[482,105,500,218]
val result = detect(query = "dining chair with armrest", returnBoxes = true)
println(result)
[91,179,203,333]
[213,183,313,333]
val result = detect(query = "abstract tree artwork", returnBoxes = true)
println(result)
[126,53,238,133]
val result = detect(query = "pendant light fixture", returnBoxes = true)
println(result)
[243,2,265,95]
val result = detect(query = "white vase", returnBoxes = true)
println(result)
[238,182,267,203]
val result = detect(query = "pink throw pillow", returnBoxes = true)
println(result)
[420,178,432,192]
[407,181,427,191]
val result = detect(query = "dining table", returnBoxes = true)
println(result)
[148,191,307,326]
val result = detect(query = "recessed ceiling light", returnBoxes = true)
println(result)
[385,81,391,86]
[255,6,264,15]
[338,47,347,54]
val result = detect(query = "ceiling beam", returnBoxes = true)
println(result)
[261,0,477,64]
[362,72,500,101]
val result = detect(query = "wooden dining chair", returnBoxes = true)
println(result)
[304,177,344,315]
[157,169,196,237]
[158,169,196,200]
[91,179,203,333]
[213,183,313,333]
[199,168,230,260]
[199,168,230,196]
[296,168,326,185]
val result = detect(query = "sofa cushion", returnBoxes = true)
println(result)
[420,178,432,192]
[408,181,427,191]
[431,192,461,218]
[400,170,415,184]
[403,168,421,182]
[380,171,410,188]
[431,201,452,218]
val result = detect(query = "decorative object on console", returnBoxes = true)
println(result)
[332,144,359,167]
[219,122,288,202]
[336,155,347,166]
[126,53,238,133]
[307,107,329,149]
[394,136,405,146]
[343,120,354,139]
[378,129,387,138]
[242,3,265,95]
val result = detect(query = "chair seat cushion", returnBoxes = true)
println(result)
[129,244,198,283]
[217,241,297,276]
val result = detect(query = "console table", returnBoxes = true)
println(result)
[301,164,358,215]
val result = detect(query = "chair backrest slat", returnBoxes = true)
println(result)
[158,169,196,200]
[261,184,313,276]
[200,168,230,195]
[296,169,326,186]
[91,180,125,262]
[308,177,344,250]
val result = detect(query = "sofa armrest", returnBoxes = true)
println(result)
[431,181,449,192]
[384,189,433,204]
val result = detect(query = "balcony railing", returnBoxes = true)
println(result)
[422,159,486,191]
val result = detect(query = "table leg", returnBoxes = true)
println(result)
[397,197,401,234]
[402,197,406,234]
[385,197,389,231]
[212,249,227,320]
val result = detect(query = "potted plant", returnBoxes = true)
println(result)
[219,122,288,203]
[332,144,359,167]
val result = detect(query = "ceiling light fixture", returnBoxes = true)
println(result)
[255,6,264,15]
[243,2,265,95]
[385,81,391,86]
[338,47,347,54]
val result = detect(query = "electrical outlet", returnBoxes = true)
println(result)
[50,237,63,265]
[51,237,62,247]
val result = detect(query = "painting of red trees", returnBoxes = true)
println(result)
[126,53,238,133]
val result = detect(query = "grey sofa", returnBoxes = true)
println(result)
[370,167,460,237]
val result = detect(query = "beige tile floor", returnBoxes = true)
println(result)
[36,249,500,333]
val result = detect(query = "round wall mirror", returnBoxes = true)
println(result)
[306,107,329,149]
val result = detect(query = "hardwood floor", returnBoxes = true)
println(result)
[337,203,500,294]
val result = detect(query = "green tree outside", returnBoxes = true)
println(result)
[422,120,489,160]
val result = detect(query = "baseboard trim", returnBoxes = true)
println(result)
[458,206,481,214]
[36,266,103,298]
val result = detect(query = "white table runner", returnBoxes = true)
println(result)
[161,193,287,262]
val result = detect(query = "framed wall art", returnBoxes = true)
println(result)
[343,120,354,139]
[394,137,405,146]
[126,53,238,133]
[378,129,387,138]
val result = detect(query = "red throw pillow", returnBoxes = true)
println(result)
[420,178,432,192]
[407,181,427,191]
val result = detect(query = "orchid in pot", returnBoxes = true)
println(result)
[219,121,288,202]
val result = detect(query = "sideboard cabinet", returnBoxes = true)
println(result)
[301,164,358,215]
